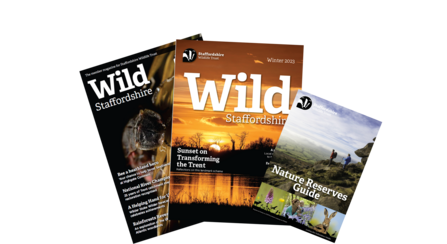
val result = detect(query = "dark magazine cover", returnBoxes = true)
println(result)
[80,34,202,243]
[252,90,382,242]
[169,40,303,224]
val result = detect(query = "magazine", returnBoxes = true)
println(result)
[169,40,304,224]
[252,90,382,242]
[79,34,202,243]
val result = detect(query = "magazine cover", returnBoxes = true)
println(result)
[169,40,303,224]
[252,90,382,242]
[79,34,202,243]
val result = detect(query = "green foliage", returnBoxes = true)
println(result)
[254,183,288,215]
[270,138,367,214]
[319,179,352,187]
[306,170,315,178]
[303,150,313,159]
[325,168,343,180]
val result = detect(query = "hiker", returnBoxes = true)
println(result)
[343,154,352,169]
[328,149,337,166]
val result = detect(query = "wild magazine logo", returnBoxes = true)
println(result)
[183,72,291,125]
[296,96,312,110]
[183,48,196,62]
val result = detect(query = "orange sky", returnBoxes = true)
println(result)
[172,40,303,147]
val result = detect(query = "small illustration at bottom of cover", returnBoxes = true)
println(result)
[254,183,345,241]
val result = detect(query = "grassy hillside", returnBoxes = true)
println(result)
[274,137,358,164]
[265,155,365,215]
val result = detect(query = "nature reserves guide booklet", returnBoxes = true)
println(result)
[79,34,202,243]
[169,40,304,224]
[252,90,382,242]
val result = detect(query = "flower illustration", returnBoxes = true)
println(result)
[265,188,274,204]
[279,198,285,202]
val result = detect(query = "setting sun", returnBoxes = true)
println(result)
[209,144,221,152]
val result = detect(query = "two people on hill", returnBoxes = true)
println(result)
[328,149,352,169]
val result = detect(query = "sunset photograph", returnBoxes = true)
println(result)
[169,40,303,224]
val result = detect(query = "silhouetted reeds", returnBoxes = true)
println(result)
[170,188,254,207]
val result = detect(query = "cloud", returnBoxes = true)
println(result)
[280,91,382,162]
[200,117,238,127]
[173,117,186,124]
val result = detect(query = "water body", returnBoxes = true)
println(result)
[170,172,263,206]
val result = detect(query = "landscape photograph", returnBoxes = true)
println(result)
[169,41,303,224]
[264,91,382,214]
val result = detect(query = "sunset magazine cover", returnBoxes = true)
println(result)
[252,90,381,242]
[79,34,202,243]
[169,40,303,224]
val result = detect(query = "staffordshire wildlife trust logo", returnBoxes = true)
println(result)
[296,96,312,110]
[183,48,197,62]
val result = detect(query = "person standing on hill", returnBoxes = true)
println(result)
[343,154,352,169]
[328,149,336,166]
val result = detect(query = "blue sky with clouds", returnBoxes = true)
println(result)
[280,90,382,162]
